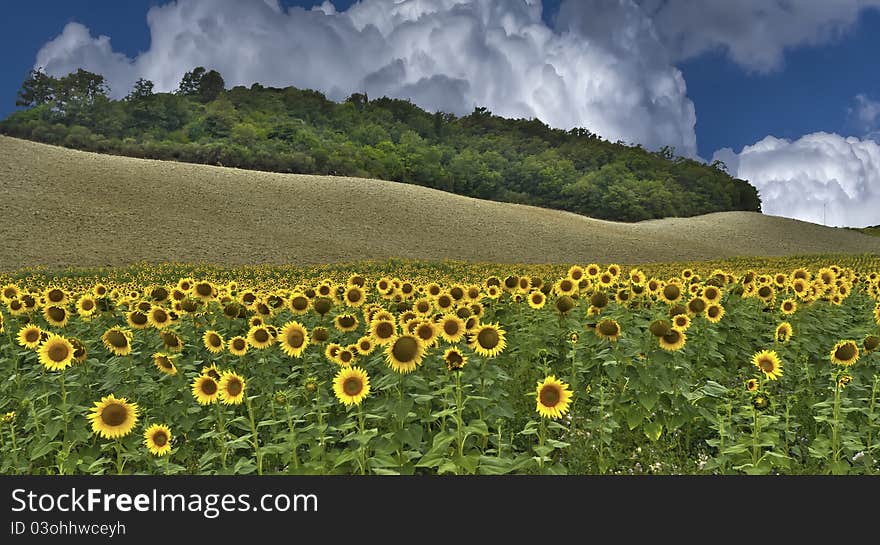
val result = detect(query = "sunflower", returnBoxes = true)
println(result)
[702,285,722,303]
[660,283,682,304]
[334,314,359,333]
[192,281,215,301]
[288,292,311,315]
[148,306,172,329]
[43,305,69,328]
[192,375,220,405]
[672,314,691,332]
[337,347,357,366]
[88,394,139,439]
[126,310,150,330]
[219,372,247,405]
[102,327,132,356]
[658,329,686,352]
[746,379,759,392]
[273,320,307,358]
[775,322,793,343]
[414,320,440,347]
[17,324,43,349]
[830,340,859,367]
[535,376,573,420]
[527,290,546,309]
[752,350,783,380]
[70,337,87,362]
[594,319,621,342]
[332,366,371,406]
[469,323,507,358]
[704,304,725,324]
[311,326,330,344]
[160,331,183,353]
[44,286,68,306]
[355,336,375,355]
[153,352,178,376]
[555,295,575,315]
[864,335,880,354]
[202,330,225,354]
[438,315,466,343]
[143,424,172,456]
[325,343,343,363]
[1,283,20,302]
[780,299,797,315]
[370,318,397,345]
[76,295,98,318]
[37,334,74,371]
[444,347,468,371]
[649,319,672,338]
[385,334,426,374]
[199,364,222,382]
[247,325,274,349]
[342,286,366,308]
[413,297,433,316]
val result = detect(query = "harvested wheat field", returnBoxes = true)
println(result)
[2,135,879,270]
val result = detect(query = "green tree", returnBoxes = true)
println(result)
[126,78,154,101]
[198,70,225,103]
[16,68,56,107]
[177,67,206,96]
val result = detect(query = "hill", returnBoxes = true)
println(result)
[1,67,760,224]
[1,136,878,270]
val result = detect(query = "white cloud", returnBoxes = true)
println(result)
[713,133,880,228]
[637,0,880,72]
[32,0,698,156]
[850,93,880,139]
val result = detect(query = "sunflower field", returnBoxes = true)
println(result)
[1,257,879,475]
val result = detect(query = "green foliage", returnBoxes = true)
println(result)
[2,67,762,222]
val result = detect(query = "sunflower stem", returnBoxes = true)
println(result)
[831,377,842,466]
[245,396,263,476]
[114,441,125,475]
[867,376,878,459]
[357,404,366,475]
[537,418,547,472]
[751,403,761,467]
[454,371,465,458]
[216,402,228,473]
[285,405,300,471]
[57,371,69,475]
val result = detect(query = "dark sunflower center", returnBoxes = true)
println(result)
[376,322,394,339]
[48,342,70,362]
[82,299,95,311]
[556,296,574,313]
[531,294,543,304]
[477,328,499,349]
[865,336,880,352]
[200,379,218,395]
[338,316,355,328]
[417,325,434,341]
[835,343,856,361]
[446,352,463,366]
[152,431,168,447]
[25,329,40,342]
[313,328,329,342]
[663,285,681,300]
[314,298,332,315]
[758,286,772,298]
[708,306,720,318]
[359,340,371,351]
[131,312,147,325]
[662,331,681,345]
[347,290,362,303]
[48,307,66,322]
[758,357,775,372]
[101,403,127,427]
[196,283,212,296]
[107,331,128,348]
[598,321,620,336]
[392,336,419,362]
[254,329,269,343]
[590,292,608,308]
[153,309,168,323]
[649,320,671,337]
[539,385,561,408]
[208,334,221,347]
[444,321,460,335]
[417,302,430,313]
[48,289,64,302]
[158,356,173,369]
[438,296,452,308]
[340,351,353,363]
[226,378,243,397]
[560,280,573,292]
[291,297,309,311]
[287,330,304,348]
[343,377,363,396]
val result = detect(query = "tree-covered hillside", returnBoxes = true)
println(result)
[1,67,761,221]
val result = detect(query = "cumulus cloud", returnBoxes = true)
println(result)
[713,133,880,228]
[637,0,880,72]
[32,0,698,156]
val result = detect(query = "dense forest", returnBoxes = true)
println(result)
[1,67,761,221]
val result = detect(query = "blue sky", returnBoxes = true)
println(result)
[2,0,880,226]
